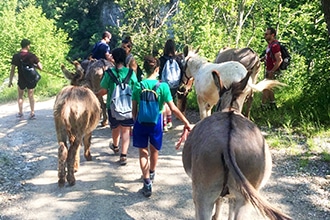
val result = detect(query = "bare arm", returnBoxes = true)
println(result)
[8,65,16,87]
[105,53,115,65]
[167,100,192,131]
[128,57,138,75]
[269,52,283,73]
[36,62,42,71]
[132,100,138,121]
[95,88,107,97]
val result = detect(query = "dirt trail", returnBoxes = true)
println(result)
[0,98,329,220]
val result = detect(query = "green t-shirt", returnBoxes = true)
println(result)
[100,67,138,109]
[132,79,173,113]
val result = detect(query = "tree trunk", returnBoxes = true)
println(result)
[321,0,330,36]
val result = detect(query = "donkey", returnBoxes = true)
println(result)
[55,64,101,187]
[182,46,248,119]
[181,72,290,220]
[62,58,113,126]
[214,47,261,118]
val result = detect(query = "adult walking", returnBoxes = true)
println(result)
[261,27,283,110]
[9,39,43,119]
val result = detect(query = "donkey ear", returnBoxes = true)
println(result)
[183,45,189,57]
[195,46,200,54]
[212,70,224,95]
[231,69,252,100]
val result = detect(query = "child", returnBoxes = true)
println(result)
[132,55,192,197]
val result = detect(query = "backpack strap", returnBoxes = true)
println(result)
[107,69,120,85]
[123,68,133,84]
[152,81,161,91]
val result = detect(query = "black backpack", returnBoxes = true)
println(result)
[272,42,291,70]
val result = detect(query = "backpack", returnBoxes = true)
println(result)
[161,57,181,89]
[20,54,41,84]
[107,68,133,120]
[137,81,161,126]
[272,42,291,70]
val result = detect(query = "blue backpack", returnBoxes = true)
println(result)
[137,81,161,126]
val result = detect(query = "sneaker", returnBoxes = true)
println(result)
[141,183,152,197]
[109,144,119,154]
[167,122,173,129]
[163,125,168,133]
[29,114,36,120]
[150,172,155,181]
[16,113,23,118]
[120,156,127,165]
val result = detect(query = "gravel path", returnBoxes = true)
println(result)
[0,98,329,220]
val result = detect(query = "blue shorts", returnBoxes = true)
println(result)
[107,109,134,129]
[133,114,163,150]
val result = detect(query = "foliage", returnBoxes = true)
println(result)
[0,0,70,101]
[112,0,181,65]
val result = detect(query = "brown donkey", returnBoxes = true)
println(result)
[54,65,101,187]
[182,72,291,219]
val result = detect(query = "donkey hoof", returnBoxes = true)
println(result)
[85,155,92,161]
[67,177,76,186]
[101,121,108,127]
[58,179,65,188]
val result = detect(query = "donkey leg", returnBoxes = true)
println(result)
[99,97,108,127]
[74,144,81,172]
[197,96,209,119]
[193,184,218,220]
[243,92,253,119]
[83,133,92,161]
[67,140,80,186]
[212,197,225,220]
[232,196,253,220]
[58,142,68,187]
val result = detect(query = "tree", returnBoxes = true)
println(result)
[0,0,70,98]
[321,0,330,36]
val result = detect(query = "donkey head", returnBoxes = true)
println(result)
[212,70,252,113]
[61,61,85,86]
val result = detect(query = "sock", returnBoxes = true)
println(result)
[120,153,126,157]
[144,178,151,185]
[166,115,172,123]
[150,170,155,175]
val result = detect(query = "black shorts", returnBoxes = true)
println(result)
[107,109,134,129]
[18,78,37,90]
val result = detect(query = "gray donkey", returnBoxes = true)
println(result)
[182,71,291,220]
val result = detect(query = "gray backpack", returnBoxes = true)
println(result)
[107,69,133,120]
[161,57,181,89]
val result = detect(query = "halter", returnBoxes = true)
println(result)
[181,56,194,86]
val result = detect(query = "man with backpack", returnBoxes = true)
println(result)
[9,39,43,120]
[261,27,283,110]
[96,48,138,165]
[132,55,192,198]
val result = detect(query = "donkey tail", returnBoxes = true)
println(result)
[223,112,292,220]
[247,79,286,92]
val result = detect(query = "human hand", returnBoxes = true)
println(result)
[8,82,13,87]
[175,124,192,150]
